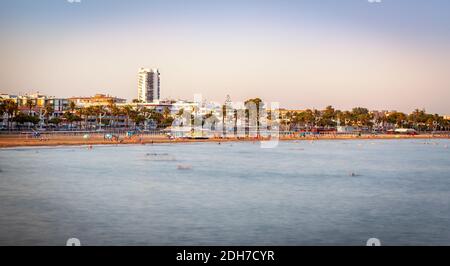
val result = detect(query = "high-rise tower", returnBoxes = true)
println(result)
[138,68,160,103]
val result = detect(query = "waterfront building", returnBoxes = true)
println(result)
[138,68,160,103]
[170,100,200,115]
[0,94,18,102]
[46,98,69,117]
[68,94,126,107]
[0,92,47,108]
[337,125,356,133]
[118,101,173,114]
[0,92,68,117]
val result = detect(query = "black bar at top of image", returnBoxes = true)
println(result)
[0,246,448,265]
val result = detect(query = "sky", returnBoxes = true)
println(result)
[0,0,449,114]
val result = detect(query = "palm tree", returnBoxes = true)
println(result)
[320,105,336,128]
[281,111,291,131]
[44,103,54,127]
[139,107,149,118]
[121,105,134,129]
[86,106,98,130]
[91,105,106,129]
[298,109,315,129]
[233,109,238,137]
[128,109,139,129]
[163,106,171,119]
[160,107,174,128]
[222,104,227,137]
[4,100,18,130]
[63,111,80,130]
[0,101,5,126]
[190,106,198,133]
[350,107,372,128]
[313,109,321,127]
[48,117,62,128]
[375,114,388,130]
[26,99,35,115]
[133,113,146,128]
[75,107,85,129]
[69,101,76,113]
[409,109,424,130]
[108,103,121,129]
[387,112,407,128]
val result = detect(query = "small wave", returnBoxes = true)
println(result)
[145,153,177,161]
[146,153,169,156]
[177,164,192,170]
[349,172,361,177]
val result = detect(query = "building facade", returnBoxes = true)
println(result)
[138,68,160,103]
[68,94,126,107]
[0,93,68,117]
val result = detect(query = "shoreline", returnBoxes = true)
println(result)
[0,134,448,148]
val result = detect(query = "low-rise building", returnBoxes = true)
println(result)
[68,93,126,107]
[1,92,68,117]
[337,125,356,133]
[46,98,69,116]
[0,93,18,101]
[1,92,46,107]
[117,101,173,114]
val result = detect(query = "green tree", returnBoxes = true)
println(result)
[48,117,62,127]
[12,113,40,127]
[63,112,81,129]
[91,105,106,128]
[4,100,18,129]
[297,109,315,128]
[408,109,431,131]
[108,103,122,129]
[233,109,238,136]
[121,105,134,129]
[28,115,40,126]
[69,101,76,113]
[387,112,407,128]
[317,105,336,127]
[133,114,146,127]
[351,107,373,128]
[44,103,54,126]
[26,99,35,115]
[222,105,228,137]
[0,100,5,118]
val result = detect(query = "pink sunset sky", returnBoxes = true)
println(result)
[1,0,449,114]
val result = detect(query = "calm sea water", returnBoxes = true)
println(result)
[0,139,449,246]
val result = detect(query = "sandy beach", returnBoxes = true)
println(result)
[0,133,448,148]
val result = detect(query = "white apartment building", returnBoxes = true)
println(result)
[138,68,160,103]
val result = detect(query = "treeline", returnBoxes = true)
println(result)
[1,98,449,132]
[0,99,174,130]
[283,106,449,131]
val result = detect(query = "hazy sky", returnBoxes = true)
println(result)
[1,0,449,114]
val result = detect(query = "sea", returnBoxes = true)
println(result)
[0,139,449,245]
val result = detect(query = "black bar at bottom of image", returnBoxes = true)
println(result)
[1,246,448,265]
